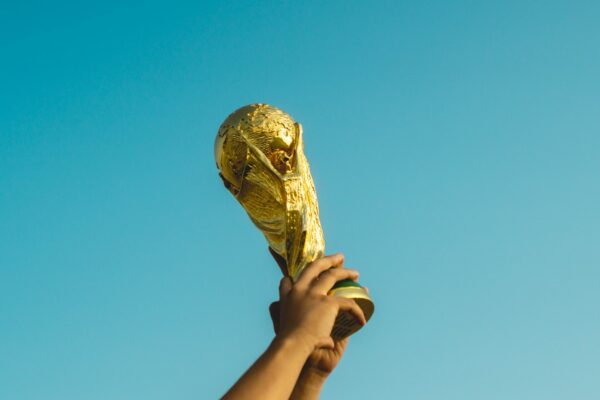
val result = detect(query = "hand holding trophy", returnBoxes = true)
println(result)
[215,104,374,339]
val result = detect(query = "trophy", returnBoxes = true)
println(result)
[214,104,374,339]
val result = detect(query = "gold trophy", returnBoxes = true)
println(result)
[214,104,374,339]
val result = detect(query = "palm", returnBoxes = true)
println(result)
[270,300,349,375]
[306,337,348,374]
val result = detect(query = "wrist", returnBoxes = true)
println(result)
[275,329,318,357]
[290,364,327,400]
[299,365,329,386]
[302,364,330,382]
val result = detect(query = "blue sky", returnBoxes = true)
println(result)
[1,1,599,399]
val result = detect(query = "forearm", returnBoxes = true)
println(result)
[290,367,328,400]
[222,335,312,400]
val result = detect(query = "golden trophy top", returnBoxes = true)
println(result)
[215,104,325,280]
[215,103,374,338]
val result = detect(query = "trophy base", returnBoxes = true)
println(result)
[328,279,374,340]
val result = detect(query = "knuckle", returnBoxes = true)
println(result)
[319,269,336,279]
[311,292,323,300]
[323,254,340,264]
[313,258,328,267]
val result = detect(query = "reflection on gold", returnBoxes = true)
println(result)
[215,104,374,338]
[215,104,324,280]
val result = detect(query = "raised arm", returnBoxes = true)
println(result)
[222,253,365,400]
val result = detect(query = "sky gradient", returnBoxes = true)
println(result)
[1,1,599,399]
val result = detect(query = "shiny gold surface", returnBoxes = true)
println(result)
[215,104,325,280]
[215,104,374,337]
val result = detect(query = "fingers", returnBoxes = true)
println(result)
[296,253,344,287]
[311,268,359,294]
[316,336,335,350]
[335,297,367,326]
[279,276,292,298]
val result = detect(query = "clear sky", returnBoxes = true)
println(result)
[1,1,599,399]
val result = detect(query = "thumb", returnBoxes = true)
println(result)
[279,276,293,298]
